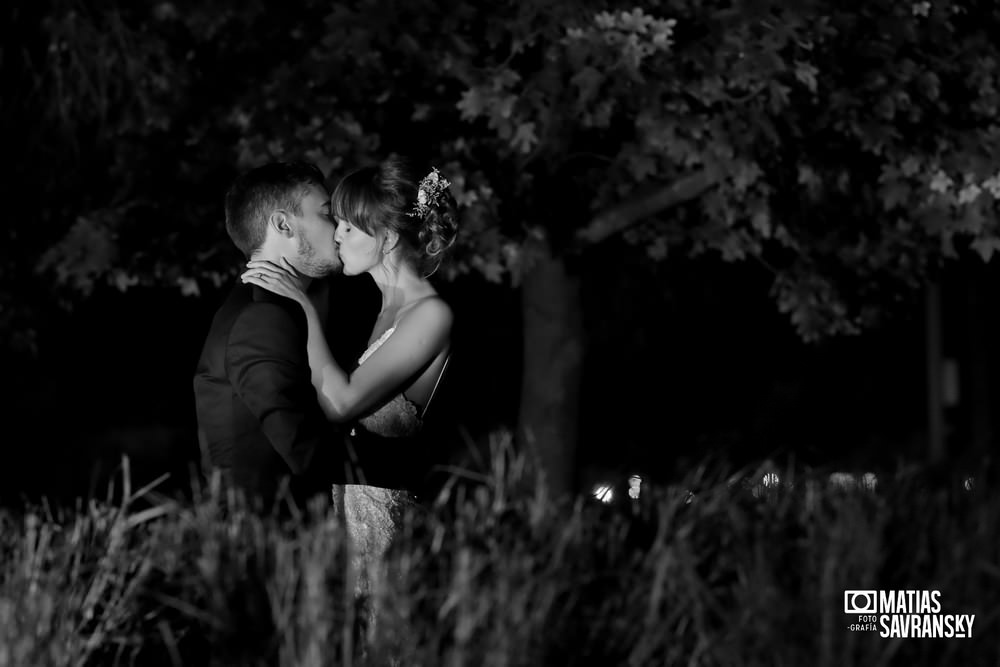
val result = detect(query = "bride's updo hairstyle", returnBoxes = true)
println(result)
[331,157,459,276]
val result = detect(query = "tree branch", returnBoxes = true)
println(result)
[575,165,724,246]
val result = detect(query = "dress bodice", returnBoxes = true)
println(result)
[356,327,424,438]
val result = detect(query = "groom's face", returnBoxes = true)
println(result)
[288,185,342,277]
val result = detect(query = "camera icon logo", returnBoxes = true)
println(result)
[844,590,877,614]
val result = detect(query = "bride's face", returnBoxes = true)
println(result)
[334,217,380,275]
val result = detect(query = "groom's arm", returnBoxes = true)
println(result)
[226,301,331,475]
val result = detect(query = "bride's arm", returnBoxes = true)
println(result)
[242,259,353,421]
[242,259,452,422]
[316,297,451,420]
[298,296,350,419]
[287,295,451,422]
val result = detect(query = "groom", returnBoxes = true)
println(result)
[193,161,378,510]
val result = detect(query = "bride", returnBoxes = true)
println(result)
[241,156,458,600]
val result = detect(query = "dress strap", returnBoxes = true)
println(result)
[420,354,451,419]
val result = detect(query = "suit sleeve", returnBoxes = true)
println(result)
[226,301,330,475]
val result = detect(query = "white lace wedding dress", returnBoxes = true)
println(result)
[340,327,424,601]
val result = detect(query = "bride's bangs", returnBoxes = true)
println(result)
[331,178,377,235]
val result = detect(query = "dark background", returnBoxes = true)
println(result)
[3,1,998,506]
[7,241,992,506]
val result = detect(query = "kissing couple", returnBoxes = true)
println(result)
[193,156,458,594]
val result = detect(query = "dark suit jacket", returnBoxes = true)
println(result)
[193,276,378,509]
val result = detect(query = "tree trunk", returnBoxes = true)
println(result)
[518,235,584,499]
[964,265,992,459]
[514,168,721,499]
[925,281,945,464]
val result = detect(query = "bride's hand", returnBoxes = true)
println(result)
[241,258,308,305]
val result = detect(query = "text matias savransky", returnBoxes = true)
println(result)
[844,589,975,638]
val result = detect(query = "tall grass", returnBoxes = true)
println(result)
[1,435,997,666]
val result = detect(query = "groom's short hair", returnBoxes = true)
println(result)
[224,161,327,257]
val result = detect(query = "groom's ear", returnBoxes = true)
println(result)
[268,210,294,238]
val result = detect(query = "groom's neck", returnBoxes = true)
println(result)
[248,249,313,290]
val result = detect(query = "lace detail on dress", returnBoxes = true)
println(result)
[356,326,424,437]
[359,394,421,438]
[338,326,421,612]
[341,484,409,603]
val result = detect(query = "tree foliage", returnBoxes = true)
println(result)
[11,0,1000,350]
[0,0,995,377]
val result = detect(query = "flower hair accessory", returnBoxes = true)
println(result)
[408,167,451,218]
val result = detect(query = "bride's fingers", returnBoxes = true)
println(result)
[245,260,290,276]
[240,269,264,280]
[243,264,286,280]
[242,274,291,293]
[279,257,301,276]
[245,258,281,269]
[240,269,288,286]
[241,260,301,293]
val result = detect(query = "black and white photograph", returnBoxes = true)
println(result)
[2,0,997,664]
